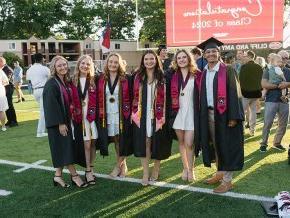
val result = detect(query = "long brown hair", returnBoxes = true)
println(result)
[73,55,95,87]
[103,53,126,80]
[171,49,198,75]
[137,50,164,83]
[49,56,70,83]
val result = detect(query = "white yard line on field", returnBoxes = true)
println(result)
[13,160,47,173]
[0,159,274,202]
[0,190,12,196]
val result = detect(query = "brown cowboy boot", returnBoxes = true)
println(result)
[204,173,224,185]
[213,181,233,193]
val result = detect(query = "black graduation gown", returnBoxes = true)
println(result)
[166,70,201,149]
[132,79,172,160]
[197,65,244,171]
[43,78,86,168]
[95,75,133,157]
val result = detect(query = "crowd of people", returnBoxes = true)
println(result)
[0,37,289,194]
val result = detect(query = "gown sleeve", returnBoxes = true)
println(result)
[43,79,66,128]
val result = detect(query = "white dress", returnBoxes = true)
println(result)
[106,83,119,136]
[173,77,195,131]
[146,82,156,137]
[80,77,98,141]
[0,70,9,112]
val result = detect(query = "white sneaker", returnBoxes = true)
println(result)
[2,127,7,132]
[36,133,48,138]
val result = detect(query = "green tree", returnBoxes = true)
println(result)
[2,52,24,67]
[137,0,165,44]
[0,0,68,39]
[59,0,100,39]
[97,0,136,39]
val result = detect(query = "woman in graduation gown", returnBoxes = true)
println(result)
[43,56,87,188]
[132,50,172,186]
[168,49,201,182]
[70,55,97,185]
[96,53,133,178]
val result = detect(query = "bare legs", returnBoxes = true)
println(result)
[110,136,127,178]
[14,83,24,102]
[53,165,86,188]
[175,129,195,182]
[0,111,6,130]
[84,139,96,184]
[140,137,161,186]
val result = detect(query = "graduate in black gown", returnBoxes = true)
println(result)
[96,53,133,178]
[43,56,87,188]
[168,49,201,182]
[132,50,172,186]
[70,55,97,185]
[195,38,244,193]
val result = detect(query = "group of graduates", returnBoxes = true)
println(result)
[44,37,244,193]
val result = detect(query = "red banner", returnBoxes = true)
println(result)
[166,0,284,47]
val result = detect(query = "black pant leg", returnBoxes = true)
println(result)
[5,86,17,124]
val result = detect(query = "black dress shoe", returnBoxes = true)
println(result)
[21,97,25,102]
[5,122,11,126]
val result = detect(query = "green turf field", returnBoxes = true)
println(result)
[0,92,289,217]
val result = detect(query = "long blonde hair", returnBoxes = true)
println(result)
[49,56,70,82]
[103,53,126,80]
[171,49,198,75]
[73,55,95,87]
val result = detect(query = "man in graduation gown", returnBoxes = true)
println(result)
[195,37,244,193]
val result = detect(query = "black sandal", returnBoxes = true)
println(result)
[90,165,97,179]
[85,170,96,185]
[71,174,88,188]
[53,176,70,188]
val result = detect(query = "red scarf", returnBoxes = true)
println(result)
[70,81,97,124]
[131,73,166,131]
[97,74,131,129]
[198,62,227,114]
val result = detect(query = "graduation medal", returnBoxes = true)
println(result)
[108,75,119,104]
[109,96,115,103]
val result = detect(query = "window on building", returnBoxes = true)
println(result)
[8,43,16,50]
[115,44,120,49]
[85,43,91,49]
[145,44,150,48]
[102,54,108,60]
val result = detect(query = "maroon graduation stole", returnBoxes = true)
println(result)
[132,73,166,130]
[98,74,106,127]
[170,71,179,112]
[98,74,131,129]
[199,63,227,114]
[70,81,97,124]
[217,63,227,114]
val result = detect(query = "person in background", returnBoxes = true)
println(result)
[0,57,18,127]
[157,44,172,72]
[0,69,9,131]
[191,47,207,71]
[233,50,245,76]
[13,61,25,103]
[239,50,263,136]
[26,53,50,137]
[255,56,267,114]
[260,50,290,152]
